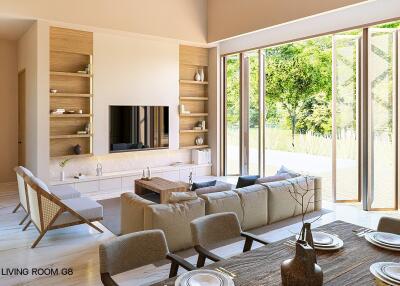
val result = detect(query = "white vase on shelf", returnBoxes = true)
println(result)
[194,70,201,81]
[199,68,205,82]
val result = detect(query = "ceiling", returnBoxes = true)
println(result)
[0,17,34,41]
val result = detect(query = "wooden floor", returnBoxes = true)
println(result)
[0,182,399,286]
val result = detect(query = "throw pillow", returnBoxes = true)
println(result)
[236,175,260,188]
[276,165,300,178]
[168,192,198,203]
[191,180,217,191]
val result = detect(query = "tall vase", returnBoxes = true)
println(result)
[60,170,65,181]
[194,70,201,81]
[199,68,205,82]
[281,240,323,286]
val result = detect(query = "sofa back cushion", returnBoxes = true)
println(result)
[264,176,315,224]
[120,193,155,235]
[255,174,292,184]
[233,184,268,230]
[199,191,244,226]
[195,182,232,195]
[168,191,198,203]
[143,198,205,252]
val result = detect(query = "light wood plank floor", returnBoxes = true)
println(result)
[0,182,399,286]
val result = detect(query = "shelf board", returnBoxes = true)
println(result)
[180,129,208,134]
[50,71,92,78]
[180,97,208,101]
[50,134,92,139]
[180,145,209,150]
[180,113,208,117]
[181,63,208,67]
[50,93,92,98]
[50,114,92,118]
[179,80,208,85]
[51,154,93,160]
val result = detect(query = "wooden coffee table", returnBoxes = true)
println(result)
[134,177,187,204]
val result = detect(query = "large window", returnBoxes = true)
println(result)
[222,20,400,210]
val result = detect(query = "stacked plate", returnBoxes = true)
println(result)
[297,232,344,250]
[365,232,400,251]
[370,262,400,285]
[175,269,235,286]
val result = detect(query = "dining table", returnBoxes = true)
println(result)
[151,220,400,286]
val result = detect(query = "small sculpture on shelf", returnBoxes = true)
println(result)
[73,144,82,155]
[199,68,205,82]
[194,70,201,81]
[195,136,204,146]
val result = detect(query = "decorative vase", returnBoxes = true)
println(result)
[60,170,65,181]
[300,223,315,254]
[199,68,205,81]
[194,70,201,81]
[195,136,204,146]
[73,144,82,155]
[281,240,323,286]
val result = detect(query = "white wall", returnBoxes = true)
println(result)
[219,0,400,55]
[93,32,180,154]
[17,22,38,175]
[0,39,18,182]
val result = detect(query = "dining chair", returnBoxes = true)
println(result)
[190,212,269,267]
[25,176,103,248]
[377,217,400,235]
[99,230,196,286]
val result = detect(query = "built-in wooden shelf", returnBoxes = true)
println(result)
[50,71,92,78]
[180,113,208,117]
[50,114,92,118]
[50,93,92,98]
[180,97,208,101]
[181,145,209,150]
[179,80,208,85]
[50,134,92,139]
[181,63,208,67]
[180,129,208,134]
[51,153,93,160]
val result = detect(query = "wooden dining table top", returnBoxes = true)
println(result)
[151,220,400,286]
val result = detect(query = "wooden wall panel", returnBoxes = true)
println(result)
[50,27,93,55]
[180,45,208,66]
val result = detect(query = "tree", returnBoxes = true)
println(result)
[265,38,332,146]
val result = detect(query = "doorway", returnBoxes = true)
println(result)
[18,70,25,166]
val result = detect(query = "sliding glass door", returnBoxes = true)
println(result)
[368,27,398,210]
[332,33,361,202]
[224,54,241,175]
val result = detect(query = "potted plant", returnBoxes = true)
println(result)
[59,159,70,181]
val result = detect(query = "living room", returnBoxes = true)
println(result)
[1,0,400,285]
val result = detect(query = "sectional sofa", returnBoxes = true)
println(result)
[121,175,322,252]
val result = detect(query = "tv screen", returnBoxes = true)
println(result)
[109,106,169,152]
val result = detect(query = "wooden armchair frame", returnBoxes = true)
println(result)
[25,176,103,248]
[13,167,31,228]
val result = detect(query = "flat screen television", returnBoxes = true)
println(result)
[109,105,169,152]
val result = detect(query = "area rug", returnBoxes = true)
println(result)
[97,193,160,236]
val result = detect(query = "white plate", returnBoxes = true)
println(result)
[296,232,343,250]
[296,232,335,246]
[374,232,400,246]
[371,262,400,286]
[175,270,234,286]
[314,238,344,251]
[365,233,400,251]
[382,263,400,282]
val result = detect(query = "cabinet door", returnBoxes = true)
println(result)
[99,178,121,192]
[196,165,212,177]
[121,175,141,192]
[179,167,196,181]
[158,170,180,181]
[74,180,99,196]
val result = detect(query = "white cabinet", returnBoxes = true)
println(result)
[157,170,180,181]
[195,165,212,177]
[99,178,121,191]
[121,175,141,192]
[74,180,99,196]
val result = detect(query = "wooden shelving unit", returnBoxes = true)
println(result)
[49,27,94,159]
[179,45,209,149]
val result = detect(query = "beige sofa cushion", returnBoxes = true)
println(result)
[168,191,198,203]
[313,176,322,211]
[120,193,155,235]
[195,182,232,195]
[144,198,205,252]
[199,191,244,226]
[265,176,315,224]
[233,184,268,230]
[255,174,291,184]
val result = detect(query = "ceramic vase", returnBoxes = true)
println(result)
[194,70,201,81]
[73,144,82,155]
[199,68,205,81]
[281,240,323,286]
[195,136,204,146]
[60,170,65,181]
